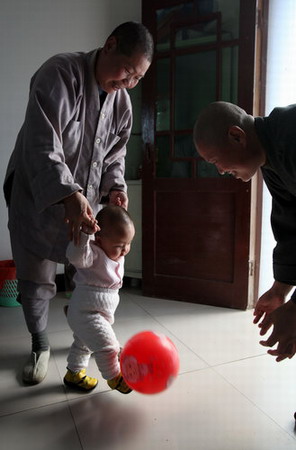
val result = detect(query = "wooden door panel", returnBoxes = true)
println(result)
[156,193,235,281]
[143,178,250,309]
[142,0,257,309]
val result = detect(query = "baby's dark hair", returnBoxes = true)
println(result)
[96,205,134,237]
[108,21,154,63]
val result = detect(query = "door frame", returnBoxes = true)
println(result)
[247,0,268,307]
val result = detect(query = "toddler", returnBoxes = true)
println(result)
[64,205,135,393]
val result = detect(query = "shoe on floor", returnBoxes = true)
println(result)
[64,368,98,391]
[107,373,132,394]
[22,348,50,385]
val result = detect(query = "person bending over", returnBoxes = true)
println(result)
[194,101,296,363]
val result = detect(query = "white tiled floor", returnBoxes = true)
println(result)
[1,288,296,450]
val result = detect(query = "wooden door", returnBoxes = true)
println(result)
[141,0,258,309]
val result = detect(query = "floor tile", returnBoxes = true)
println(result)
[70,369,296,450]
[215,353,296,436]
[135,298,264,366]
[131,292,207,317]
[0,402,82,450]
[68,390,146,450]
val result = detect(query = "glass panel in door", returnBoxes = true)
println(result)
[175,51,217,131]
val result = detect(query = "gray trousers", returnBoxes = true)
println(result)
[10,237,57,334]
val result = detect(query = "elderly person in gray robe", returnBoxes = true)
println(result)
[3,21,153,385]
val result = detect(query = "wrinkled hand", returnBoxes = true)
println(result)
[63,192,99,245]
[259,299,296,361]
[253,281,292,325]
[109,190,128,209]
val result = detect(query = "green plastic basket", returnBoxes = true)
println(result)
[0,279,19,307]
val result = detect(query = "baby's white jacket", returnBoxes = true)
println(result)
[66,232,124,290]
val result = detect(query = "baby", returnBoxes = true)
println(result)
[64,205,135,393]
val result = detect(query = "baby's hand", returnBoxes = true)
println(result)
[81,222,100,234]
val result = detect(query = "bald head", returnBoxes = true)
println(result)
[193,101,254,149]
[192,102,265,182]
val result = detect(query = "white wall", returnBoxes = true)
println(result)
[0,0,141,261]
[258,0,296,296]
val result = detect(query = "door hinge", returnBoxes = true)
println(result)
[249,260,254,277]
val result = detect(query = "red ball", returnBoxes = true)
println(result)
[120,331,180,394]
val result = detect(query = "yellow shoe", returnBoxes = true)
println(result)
[64,368,98,391]
[107,373,132,394]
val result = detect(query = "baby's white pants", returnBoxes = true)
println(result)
[67,285,120,380]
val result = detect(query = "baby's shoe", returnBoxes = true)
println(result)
[107,373,132,394]
[64,368,98,391]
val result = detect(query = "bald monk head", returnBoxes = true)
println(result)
[193,101,266,182]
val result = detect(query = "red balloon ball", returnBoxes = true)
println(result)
[120,331,180,394]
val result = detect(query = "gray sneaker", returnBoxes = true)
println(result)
[22,348,50,384]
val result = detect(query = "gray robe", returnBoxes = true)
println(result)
[4,49,132,263]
